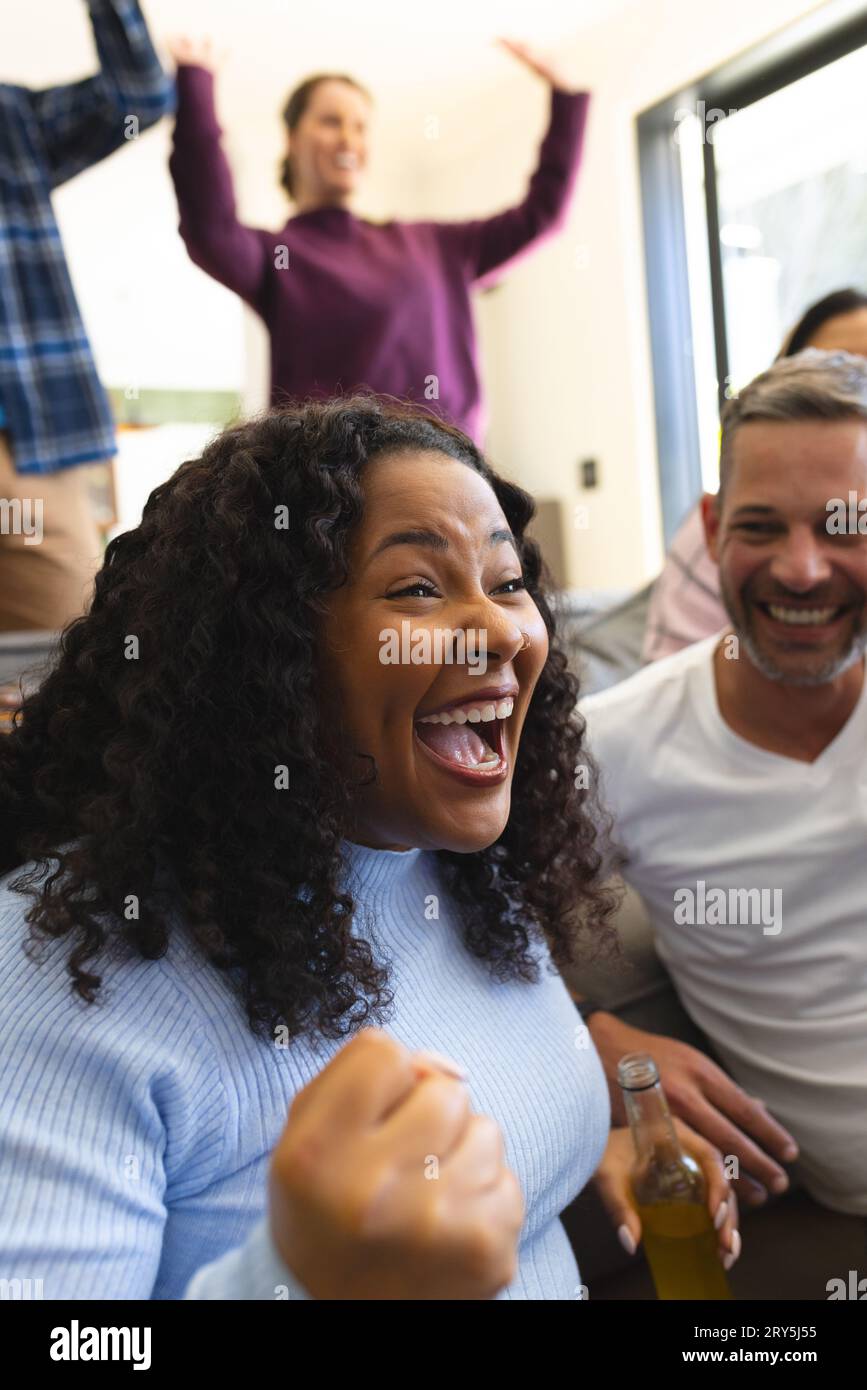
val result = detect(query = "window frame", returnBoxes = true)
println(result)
[637,0,867,544]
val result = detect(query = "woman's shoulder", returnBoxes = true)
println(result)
[0,859,240,1213]
[0,857,238,1054]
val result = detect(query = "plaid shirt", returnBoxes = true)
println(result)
[0,0,173,474]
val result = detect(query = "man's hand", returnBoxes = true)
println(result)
[589,1012,799,1206]
[268,1028,524,1299]
[496,37,577,94]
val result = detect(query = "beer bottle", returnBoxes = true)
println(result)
[617,1052,732,1300]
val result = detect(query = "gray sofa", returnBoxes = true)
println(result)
[0,629,59,691]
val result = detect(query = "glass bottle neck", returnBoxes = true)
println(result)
[623,1080,683,1166]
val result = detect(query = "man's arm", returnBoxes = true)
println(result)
[586,1007,799,1206]
[25,0,174,190]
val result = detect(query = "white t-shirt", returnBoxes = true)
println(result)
[581,633,867,1216]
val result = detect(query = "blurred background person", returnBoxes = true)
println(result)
[0,0,172,633]
[642,288,867,663]
[166,33,590,446]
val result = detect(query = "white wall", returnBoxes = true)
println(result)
[3,0,834,582]
[466,0,834,588]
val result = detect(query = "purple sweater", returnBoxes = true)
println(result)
[169,66,589,443]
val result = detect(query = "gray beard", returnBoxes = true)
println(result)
[736,625,867,686]
[719,579,867,686]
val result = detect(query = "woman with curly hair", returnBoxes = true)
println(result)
[0,395,737,1299]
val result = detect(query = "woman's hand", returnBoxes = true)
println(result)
[165,35,228,72]
[497,37,577,94]
[268,1028,525,1299]
[589,1011,796,1206]
[592,1122,741,1270]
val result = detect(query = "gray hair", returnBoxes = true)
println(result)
[718,348,867,496]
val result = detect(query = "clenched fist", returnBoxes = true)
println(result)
[268,1029,524,1299]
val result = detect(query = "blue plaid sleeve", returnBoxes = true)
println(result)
[25,0,174,190]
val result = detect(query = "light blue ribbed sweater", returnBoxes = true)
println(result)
[0,840,610,1300]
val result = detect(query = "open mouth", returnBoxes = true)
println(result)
[413,694,514,786]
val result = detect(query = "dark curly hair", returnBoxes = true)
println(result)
[0,393,620,1043]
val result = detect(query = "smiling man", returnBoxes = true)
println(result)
[580,350,867,1222]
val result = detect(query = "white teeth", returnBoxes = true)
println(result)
[417,696,515,726]
[335,152,358,168]
[767,604,839,625]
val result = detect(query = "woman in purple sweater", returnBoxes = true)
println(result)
[167,36,590,444]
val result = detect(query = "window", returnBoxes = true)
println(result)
[638,4,867,541]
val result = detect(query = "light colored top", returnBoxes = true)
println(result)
[0,838,610,1299]
[582,634,867,1215]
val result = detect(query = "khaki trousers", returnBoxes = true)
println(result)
[0,431,103,632]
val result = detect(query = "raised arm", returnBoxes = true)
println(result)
[25,0,174,190]
[167,49,270,310]
[434,38,590,285]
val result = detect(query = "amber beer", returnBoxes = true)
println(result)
[617,1052,731,1300]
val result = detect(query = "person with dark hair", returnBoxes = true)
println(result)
[643,288,867,662]
[0,395,737,1298]
[778,287,867,358]
[0,0,173,631]
[165,35,591,445]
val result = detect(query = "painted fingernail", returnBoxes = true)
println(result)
[618,1224,637,1255]
[411,1049,468,1081]
[714,1200,728,1230]
[723,1228,741,1270]
[770,1172,789,1194]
